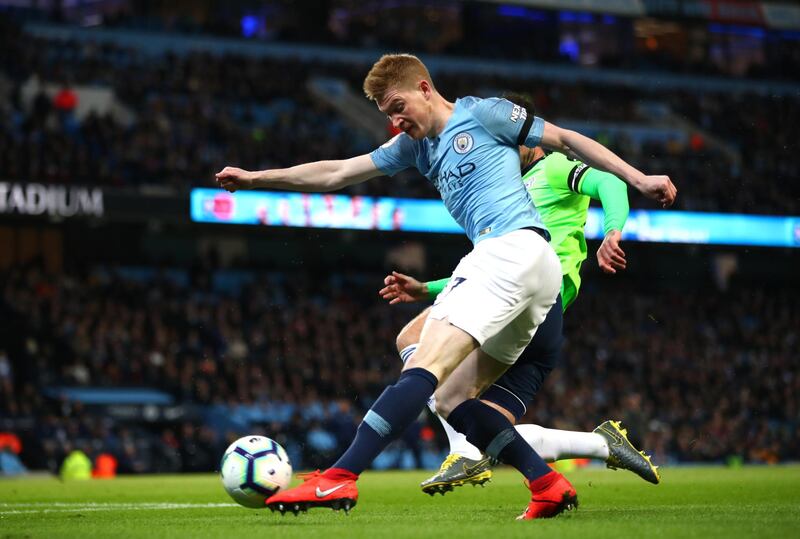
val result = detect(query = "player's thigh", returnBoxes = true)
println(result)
[404,318,479,383]
[434,348,510,418]
[481,295,564,422]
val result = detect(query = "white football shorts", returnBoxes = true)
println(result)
[428,228,561,365]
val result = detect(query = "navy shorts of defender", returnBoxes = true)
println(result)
[480,294,563,421]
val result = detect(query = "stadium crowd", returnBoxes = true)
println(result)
[2,263,797,473]
[1,18,798,214]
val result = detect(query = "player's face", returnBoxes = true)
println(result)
[378,83,432,140]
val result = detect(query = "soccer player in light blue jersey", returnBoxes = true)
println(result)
[216,53,676,520]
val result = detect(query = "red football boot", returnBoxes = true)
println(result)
[266,470,359,515]
[517,470,578,520]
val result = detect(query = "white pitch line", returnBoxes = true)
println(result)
[0,502,240,515]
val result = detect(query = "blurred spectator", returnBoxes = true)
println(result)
[0,433,27,476]
[92,453,117,478]
[52,84,78,113]
[60,447,92,479]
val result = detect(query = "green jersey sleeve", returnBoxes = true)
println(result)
[426,278,450,299]
[577,169,629,235]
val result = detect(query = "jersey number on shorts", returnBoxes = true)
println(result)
[433,277,466,305]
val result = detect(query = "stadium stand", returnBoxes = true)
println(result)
[0,5,797,475]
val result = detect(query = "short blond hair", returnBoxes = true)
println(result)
[363,54,434,103]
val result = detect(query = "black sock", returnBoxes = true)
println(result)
[332,368,438,475]
[448,398,551,481]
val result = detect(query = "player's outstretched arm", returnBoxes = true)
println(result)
[215,154,382,193]
[539,121,677,208]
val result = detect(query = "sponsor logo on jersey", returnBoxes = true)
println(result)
[431,163,476,194]
[453,132,474,154]
[510,104,527,123]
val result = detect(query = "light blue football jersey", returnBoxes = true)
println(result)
[370,96,546,244]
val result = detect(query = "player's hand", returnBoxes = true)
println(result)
[638,175,677,208]
[215,167,257,192]
[379,271,426,304]
[597,230,626,274]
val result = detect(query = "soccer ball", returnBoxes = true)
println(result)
[220,435,293,508]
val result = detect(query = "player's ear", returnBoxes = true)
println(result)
[419,79,433,100]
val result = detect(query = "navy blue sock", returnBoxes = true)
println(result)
[447,399,551,481]
[332,368,438,475]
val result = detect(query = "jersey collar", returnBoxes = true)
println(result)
[521,154,546,177]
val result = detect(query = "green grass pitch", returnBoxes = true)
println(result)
[2,466,798,538]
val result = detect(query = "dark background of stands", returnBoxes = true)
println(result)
[0,1,798,474]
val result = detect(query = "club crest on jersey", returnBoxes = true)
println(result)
[453,132,474,154]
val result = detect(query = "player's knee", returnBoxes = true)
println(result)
[432,383,475,418]
[395,312,427,354]
[395,326,416,355]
